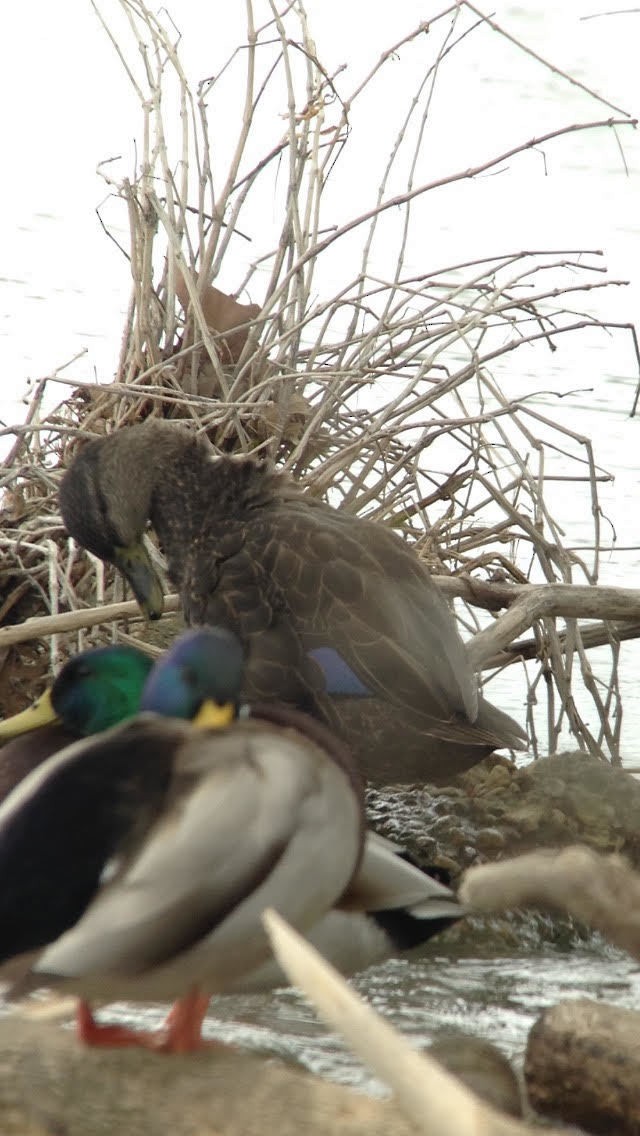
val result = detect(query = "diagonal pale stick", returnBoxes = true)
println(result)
[262,909,561,1136]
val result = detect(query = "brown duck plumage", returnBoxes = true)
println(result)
[59,419,525,784]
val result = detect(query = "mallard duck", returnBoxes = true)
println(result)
[0,628,365,1052]
[1,637,462,1009]
[0,645,154,800]
[227,832,462,994]
[59,419,526,784]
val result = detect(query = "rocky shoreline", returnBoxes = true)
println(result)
[0,1017,417,1136]
[367,749,640,950]
[368,750,640,874]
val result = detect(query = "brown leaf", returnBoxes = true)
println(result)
[176,269,261,363]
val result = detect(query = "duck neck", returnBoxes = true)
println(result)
[148,449,290,585]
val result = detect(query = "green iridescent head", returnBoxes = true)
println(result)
[0,645,155,741]
[0,630,246,744]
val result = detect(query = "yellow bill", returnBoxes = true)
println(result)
[0,688,60,740]
[193,699,235,730]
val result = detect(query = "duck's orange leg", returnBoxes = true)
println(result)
[76,999,157,1049]
[155,989,214,1052]
[76,990,218,1053]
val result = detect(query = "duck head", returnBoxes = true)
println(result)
[0,645,155,741]
[58,424,192,620]
[140,627,245,729]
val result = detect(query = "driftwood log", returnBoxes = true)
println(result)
[525,999,640,1136]
[0,1014,415,1136]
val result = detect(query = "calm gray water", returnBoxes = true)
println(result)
[2,0,639,1095]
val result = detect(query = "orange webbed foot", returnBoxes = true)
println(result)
[76,991,221,1054]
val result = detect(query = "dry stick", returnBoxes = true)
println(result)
[460,846,640,962]
[0,596,181,649]
[2,380,47,469]
[574,622,621,760]
[205,0,258,284]
[2,579,640,660]
[463,0,633,118]
[263,909,564,1136]
[598,634,622,755]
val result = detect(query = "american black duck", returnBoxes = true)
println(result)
[2,628,365,1051]
[59,419,526,784]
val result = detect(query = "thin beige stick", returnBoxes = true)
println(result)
[263,909,563,1136]
[463,0,633,118]
[0,596,181,649]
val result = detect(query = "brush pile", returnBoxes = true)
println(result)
[1,0,637,761]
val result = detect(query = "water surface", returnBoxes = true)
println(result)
[98,938,640,1094]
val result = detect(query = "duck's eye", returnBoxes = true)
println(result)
[73,663,92,679]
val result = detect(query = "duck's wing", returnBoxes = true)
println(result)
[31,721,362,984]
[284,505,478,719]
[226,832,464,994]
[339,831,464,919]
[0,716,185,964]
[195,502,478,721]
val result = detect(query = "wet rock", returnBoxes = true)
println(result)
[369,752,640,876]
[428,785,466,799]
[473,764,512,795]
[366,750,640,950]
[525,998,640,1135]
[475,827,507,854]
[503,802,547,833]
[0,1017,415,1136]
[429,1032,524,1118]
[434,853,462,876]
[542,778,567,801]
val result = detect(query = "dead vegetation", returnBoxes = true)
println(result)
[1,0,639,760]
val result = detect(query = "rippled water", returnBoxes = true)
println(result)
[91,937,639,1094]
